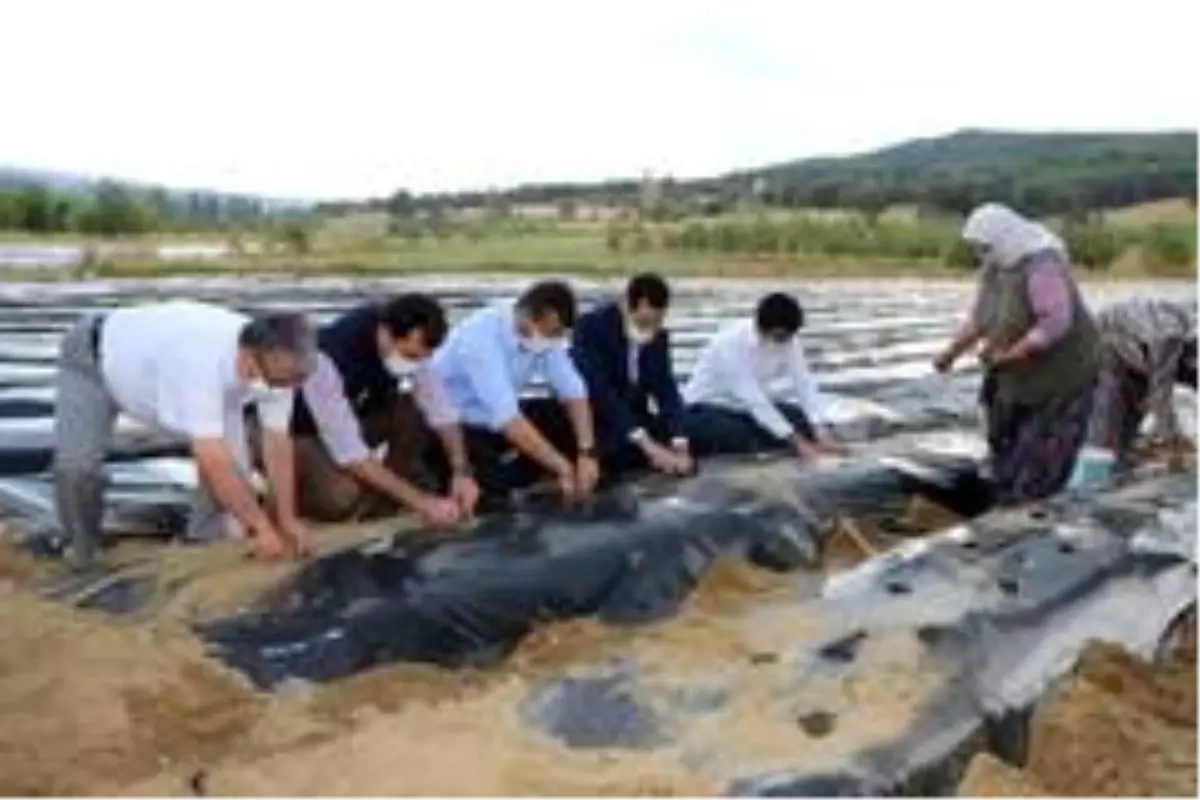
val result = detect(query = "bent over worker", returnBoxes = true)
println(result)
[52,300,317,566]
[681,292,843,460]
[431,280,599,508]
[289,294,478,528]
[1069,296,1196,489]
[570,273,692,479]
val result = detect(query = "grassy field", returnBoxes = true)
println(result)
[1,201,1195,283]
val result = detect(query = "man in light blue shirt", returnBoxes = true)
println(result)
[431,280,599,507]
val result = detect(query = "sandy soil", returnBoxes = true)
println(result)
[6,490,1187,796]
[0,497,959,796]
[959,610,1198,797]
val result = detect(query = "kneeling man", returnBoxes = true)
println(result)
[570,272,692,478]
[431,280,599,507]
[290,293,479,528]
[53,300,317,566]
[682,292,843,460]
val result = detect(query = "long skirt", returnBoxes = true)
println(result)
[983,377,1096,506]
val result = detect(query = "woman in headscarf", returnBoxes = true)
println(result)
[932,203,1100,506]
[1069,297,1196,488]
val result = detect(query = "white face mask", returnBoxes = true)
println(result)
[384,353,421,378]
[246,378,273,398]
[760,337,792,355]
[626,322,654,346]
[523,334,557,353]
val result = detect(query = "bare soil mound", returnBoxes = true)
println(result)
[960,610,1198,797]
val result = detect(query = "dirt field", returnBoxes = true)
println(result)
[959,610,1198,797]
[3,485,1195,797]
[0,497,959,797]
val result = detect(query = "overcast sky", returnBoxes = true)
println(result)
[1,0,1195,199]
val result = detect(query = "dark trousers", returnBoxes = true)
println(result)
[1178,339,1197,388]
[428,397,580,508]
[596,403,675,478]
[681,402,815,457]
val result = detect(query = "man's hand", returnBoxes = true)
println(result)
[250,520,290,559]
[449,473,480,518]
[644,440,689,475]
[415,494,462,529]
[815,428,850,456]
[672,441,695,475]
[794,435,823,461]
[554,462,579,501]
[575,454,600,496]
[277,516,314,557]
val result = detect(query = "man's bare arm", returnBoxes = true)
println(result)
[192,438,276,534]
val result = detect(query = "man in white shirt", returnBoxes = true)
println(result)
[52,300,318,567]
[681,292,843,460]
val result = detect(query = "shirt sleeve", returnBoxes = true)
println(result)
[714,336,794,441]
[544,345,588,400]
[255,387,296,434]
[788,343,830,426]
[1022,261,1074,349]
[302,353,370,466]
[413,366,460,428]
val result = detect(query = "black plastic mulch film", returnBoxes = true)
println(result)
[200,449,993,688]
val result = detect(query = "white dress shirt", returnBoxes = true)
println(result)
[682,319,830,440]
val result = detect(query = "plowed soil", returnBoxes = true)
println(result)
[959,609,1198,797]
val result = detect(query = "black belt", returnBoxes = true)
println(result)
[89,314,106,361]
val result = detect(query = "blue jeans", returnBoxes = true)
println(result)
[681,403,815,457]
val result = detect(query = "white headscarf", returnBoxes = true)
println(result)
[961,203,1067,270]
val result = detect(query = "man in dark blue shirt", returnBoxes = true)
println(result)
[570,273,692,478]
[288,294,479,528]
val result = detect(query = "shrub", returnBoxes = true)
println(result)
[1141,223,1197,269]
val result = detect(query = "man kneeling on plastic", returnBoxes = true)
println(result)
[431,280,599,508]
[288,294,478,529]
[681,292,844,461]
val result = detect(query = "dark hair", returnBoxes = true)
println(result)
[626,272,670,310]
[755,292,804,335]
[519,280,577,328]
[239,311,318,372]
[379,293,448,349]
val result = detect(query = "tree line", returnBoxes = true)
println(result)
[0,182,290,235]
[333,130,1197,222]
[605,214,1197,273]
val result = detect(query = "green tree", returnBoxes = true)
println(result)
[1061,219,1119,271]
[0,192,16,229]
[77,181,153,236]
[17,185,55,232]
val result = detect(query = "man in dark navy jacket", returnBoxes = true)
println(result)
[570,273,693,478]
[287,294,478,528]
